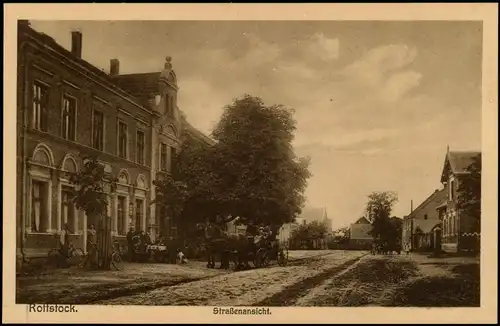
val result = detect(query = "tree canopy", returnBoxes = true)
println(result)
[366,191,400,249]
[290,221,328,248]
[69,155,117,217]
[153,94,311,236]
[457,153,481,231]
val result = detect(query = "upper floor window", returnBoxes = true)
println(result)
[449,179,455,201]
[62,95,77,141]
[92,109,104,151]
[117,121,128,159]
[160,143,167,171]
[33,82,49,132]
[136,130,145,165]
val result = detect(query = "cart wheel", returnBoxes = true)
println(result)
[111,252,124,271]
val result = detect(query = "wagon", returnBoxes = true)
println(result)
[147,244,169,263]
[253,239,289,268]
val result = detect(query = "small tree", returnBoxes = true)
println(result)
[69,155,117,269]
[366,191,399,250]
[290,221,328,249]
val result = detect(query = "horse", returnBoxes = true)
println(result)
[201,223,254,270]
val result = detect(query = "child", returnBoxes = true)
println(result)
[176,248,188,264]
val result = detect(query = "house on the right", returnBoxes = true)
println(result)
[436,147,481,253]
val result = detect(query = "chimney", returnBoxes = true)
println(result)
[110,59,120,77]
[410,200,413,213]
[71,31,82,58]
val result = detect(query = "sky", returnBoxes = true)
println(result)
[29,20,483,229]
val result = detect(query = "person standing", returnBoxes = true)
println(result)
[86,224,97,268]
[126,227,135,262]
[59,223,71,268]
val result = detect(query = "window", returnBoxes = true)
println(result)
[170,147,177,173]
[31,180,48,232]
[33,82,49,132]
[61,186,76,232]
[165,94,172,116]
[160,143,167,171]
[117,121,128,159]
[62,95,77,141]
[136,130,145,165]
[449,179,456,201]
[117,196,126,235]
[92,110,104,150]
[135,199,144,231]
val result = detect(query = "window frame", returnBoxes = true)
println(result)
[117,119,129,159]
[61,93,78,141]
[91,108,105,151]
[136,129,146,165]
[32,80,50,132]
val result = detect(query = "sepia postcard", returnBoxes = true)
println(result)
[3,3,498,324]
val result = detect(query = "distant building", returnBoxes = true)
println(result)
[349,216,373,249]
[402,189,447,252]
[436,148,481,253]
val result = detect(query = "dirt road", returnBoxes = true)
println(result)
[97,250,367,306]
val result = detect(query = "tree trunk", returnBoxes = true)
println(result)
[97,214,113,270]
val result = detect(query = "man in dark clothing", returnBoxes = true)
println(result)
[126,227,135,262]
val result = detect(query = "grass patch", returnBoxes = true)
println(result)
[308,256,419,307]
[389,263,480,307]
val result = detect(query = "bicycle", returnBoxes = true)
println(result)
[47,243,85,268]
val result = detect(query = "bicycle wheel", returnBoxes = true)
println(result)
[71,248,85,267]
[111,252,124,271]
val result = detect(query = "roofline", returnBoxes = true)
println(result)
[19,23,153,116]
[408,189,444,218]
[441,150,482,182]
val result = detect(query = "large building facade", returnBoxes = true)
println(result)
[401,189,447,252]
[436,148,481,253]
[17,21,212,258]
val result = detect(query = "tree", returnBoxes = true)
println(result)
[211,95,312,235]
[153,95,311,238]
[152,133,222,238]
[290,221,328,249]
[366,191,399,249]
[69,155,117,269]
[457,154,481,231]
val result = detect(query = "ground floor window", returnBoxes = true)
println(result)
[117,196,127,235]
[135,198,144,231]
[31,180,49,233]
[61,185,76,233]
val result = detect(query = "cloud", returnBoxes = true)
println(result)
[306,33,340,61]
[381,71,423,102]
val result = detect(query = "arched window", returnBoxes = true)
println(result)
[118,169,130,184]
[32,143,55,167]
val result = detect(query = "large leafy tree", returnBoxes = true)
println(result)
[457,153,481,231]
[366,191,399,249]
[153,95,311,238]
[153,134,220,237]
[211,95,311,234]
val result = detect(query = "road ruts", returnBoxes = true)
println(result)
[96,250,367,306]
[252,253,369,306]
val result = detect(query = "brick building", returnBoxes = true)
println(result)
[401,189,447,252]
[17,21,212,259]
[436,148,481,253]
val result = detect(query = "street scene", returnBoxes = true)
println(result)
[15,19,481,308]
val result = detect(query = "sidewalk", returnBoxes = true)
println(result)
[16,261,228,304]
